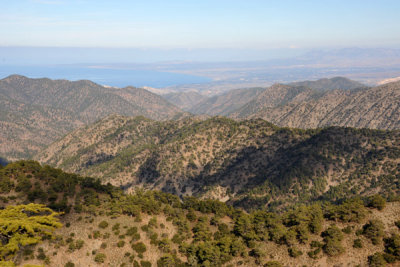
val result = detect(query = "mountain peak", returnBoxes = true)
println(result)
[0,75,184,160]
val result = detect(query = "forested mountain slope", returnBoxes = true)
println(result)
[2,160,400,267]
[0,75,185,160]
[231,81,400,130]
[163,91,208,110]
[35,115,400,210]
[187,87,264,116]
[288,76,365,91]
[169,77,365,116]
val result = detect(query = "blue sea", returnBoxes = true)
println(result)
[0,65,211,88]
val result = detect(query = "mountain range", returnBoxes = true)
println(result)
[35,115,400,210]
[0,75,185,160]
[165,77,400,130]
[231,80,400,130]
[1,73,400,266]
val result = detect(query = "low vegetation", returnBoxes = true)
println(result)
[0,161,400,266]
[35,116,400,212]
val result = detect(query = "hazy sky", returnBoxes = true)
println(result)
[1,0,400,49]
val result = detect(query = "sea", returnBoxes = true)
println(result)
[0,65,211,88]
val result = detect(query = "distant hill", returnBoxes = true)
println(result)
[35,115,400,210]
[163,91,208,110]
[289,76,365,91]
[188,87,265,115]
[181,77,366,117]
[0,75,185,160]
[231,81,400,130]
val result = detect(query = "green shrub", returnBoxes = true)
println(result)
[367,195,386,211]
[384,234,400,258]
[264,261,282,267]
[64,262,75,267]
[157,253,183,267]
[353,239,363,248]
[342,226,352,234]
[288,247,303,258]
[368,252,386,267]
[98,221,109,229]
[140,261,151,267]
[325,198,366,223]
[363,220,384,245]
[117,240,125,248]
[94,253,106,263]
[132,242,147,254]
[112,223,120,231]
[322,225,344,256]
[93,231,101,239]
[310,240,323,248]
[126,227,138,236]
[37,248,46,260]
[307,247,321,259]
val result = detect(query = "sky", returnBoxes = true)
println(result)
[1,0,400,63]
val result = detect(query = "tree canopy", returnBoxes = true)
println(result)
[0,203,62,261]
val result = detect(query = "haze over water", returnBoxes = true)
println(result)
[0,65,211,88]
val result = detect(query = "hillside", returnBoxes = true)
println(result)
[2,160,400,267]
[35,115,400,211]
[168,77,363,116]
[188,87,265,116]
[231,81,400,130]
[163,91,208,110]
[0,75,185,160]
[289,76,365,91]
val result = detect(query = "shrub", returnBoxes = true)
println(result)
[264,261,282,267]
[117,240,125,248]
[308,247,321,259]
[126,227,138,236]
[37,248,46,260]
[186,209,197,222]
[157,253,182,267]
[322,225,344,256]
[93,231,101,239]
[368,252,386,267]
[68,242,76,252]
[384,234,400,258]
[64,262,75,267]
[323,239,344,257]
[353,239,363,248]
[112,223,120,231]
[363,220,384,245]
[367,195,386,211]
[288,247,303,258]
[325,198,366,223]
[342,226,352,234]
[75,239,84,249]
[98,221,109,229]
[140,261,151,267]
[94,253,106,263]
[310,241,323,248]
[132,242,147,254]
